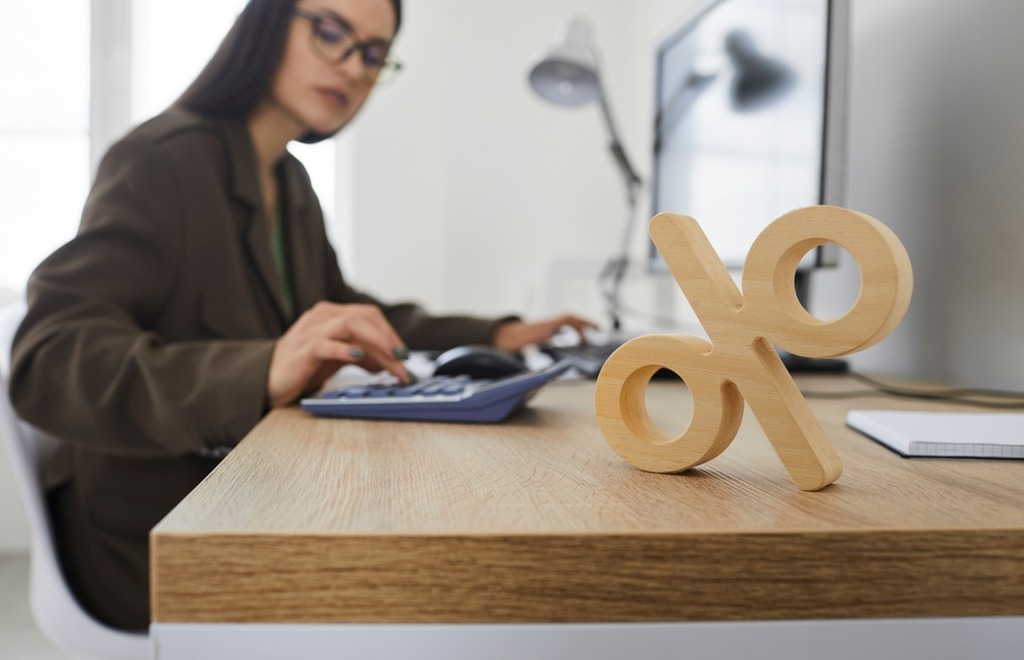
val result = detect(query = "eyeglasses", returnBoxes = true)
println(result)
[293,9,402,85]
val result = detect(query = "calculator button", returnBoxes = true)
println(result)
[302,362,571,423]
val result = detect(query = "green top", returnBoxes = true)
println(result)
[270,204,296,322]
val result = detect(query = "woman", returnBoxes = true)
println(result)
[9,0,591,631]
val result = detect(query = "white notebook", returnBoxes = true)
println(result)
[846,410,1024,459]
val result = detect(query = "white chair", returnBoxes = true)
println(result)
[0,301,151,660]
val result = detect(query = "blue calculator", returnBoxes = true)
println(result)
[300,362,570,423]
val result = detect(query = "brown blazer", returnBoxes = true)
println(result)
[9,108,512,630]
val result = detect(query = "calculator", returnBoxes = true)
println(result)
[300,362,571,423]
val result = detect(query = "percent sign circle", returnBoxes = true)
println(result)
[594,206,913,491]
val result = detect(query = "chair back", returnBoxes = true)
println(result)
[0,301,151,660]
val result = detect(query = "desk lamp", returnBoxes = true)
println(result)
[527,17,642,332]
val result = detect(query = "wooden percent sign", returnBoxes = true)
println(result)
[595,206,913,491]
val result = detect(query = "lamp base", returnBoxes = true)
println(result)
[777,349,849,374]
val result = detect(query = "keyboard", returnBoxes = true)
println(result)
[301,362,570,423]
[543,343,620,378]
[545,342,848,378]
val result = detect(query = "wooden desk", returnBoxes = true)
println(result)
[150,376,1024,658]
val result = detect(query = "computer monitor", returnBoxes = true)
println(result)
[649,0,850,298]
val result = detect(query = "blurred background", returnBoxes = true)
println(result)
[2,0,1024,553]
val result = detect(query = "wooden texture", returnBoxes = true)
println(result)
[151,378,1024,624]
[595,207,913,490]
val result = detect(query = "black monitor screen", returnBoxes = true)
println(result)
[651,0,843,271]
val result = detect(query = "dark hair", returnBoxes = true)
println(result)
[176,0,402,144]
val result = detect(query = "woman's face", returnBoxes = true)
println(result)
[270,0,397,136]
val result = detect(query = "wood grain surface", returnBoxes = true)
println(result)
[151,377,1024,623]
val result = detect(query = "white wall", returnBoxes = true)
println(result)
[0,453,27,553]
[1,293,29,553]
[345,0,702,323]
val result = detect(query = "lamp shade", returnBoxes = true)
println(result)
[528,17,601,106]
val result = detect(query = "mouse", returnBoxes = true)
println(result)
[432,344,529,379]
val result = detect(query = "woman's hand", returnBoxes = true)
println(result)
[266,302,410,408]
[492,314,597,352]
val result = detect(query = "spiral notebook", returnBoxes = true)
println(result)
[846,410,1024,459]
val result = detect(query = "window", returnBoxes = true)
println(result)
[0,1,90,293]
[0,1,341,294]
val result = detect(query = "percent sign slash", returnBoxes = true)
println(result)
[594,206,913,491]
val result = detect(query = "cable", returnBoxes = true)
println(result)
[616,299,705,334]
[800,370,1024,410]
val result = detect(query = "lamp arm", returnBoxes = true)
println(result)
[596,88,643,198]
[598,179,644,331]
[594,81,644,331]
